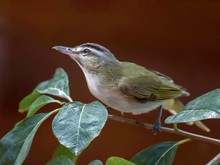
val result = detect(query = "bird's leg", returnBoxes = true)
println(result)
[152,106,163,134]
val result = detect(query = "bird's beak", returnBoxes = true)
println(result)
[52,46,79,58]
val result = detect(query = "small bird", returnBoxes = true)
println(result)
[53,43,189,132]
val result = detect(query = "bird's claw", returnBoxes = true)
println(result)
[152,120,161,134]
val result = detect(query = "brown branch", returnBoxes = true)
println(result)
[108,114,220,147]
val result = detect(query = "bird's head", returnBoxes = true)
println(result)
[53,43,119,72]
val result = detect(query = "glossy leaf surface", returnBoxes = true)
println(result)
[35,68,71,101]
[88,160,103,165]
[0,111,56,165]
[52,101,108,155]
[131,141,178,165]
[166,89,220,123]
[46,156,74,165]
[27,95,60,117]
[19,91,40,112]
[106,157,135,165]
[52,144,77,163]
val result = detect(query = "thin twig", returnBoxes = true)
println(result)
[207,153,220,165]
[108,114,220,147]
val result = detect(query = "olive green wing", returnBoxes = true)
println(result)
[149,69,174,82]
[118,75,184,102]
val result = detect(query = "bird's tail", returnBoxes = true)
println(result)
[163,99,210,132]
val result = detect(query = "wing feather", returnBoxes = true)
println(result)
[118,72,183,102]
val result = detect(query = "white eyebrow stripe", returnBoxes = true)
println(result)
[75,47,83,52]
[75,46,105,56]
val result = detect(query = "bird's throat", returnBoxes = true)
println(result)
[84,63,121,87]
[81,63,122,100]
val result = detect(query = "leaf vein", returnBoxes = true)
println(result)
[75,104,86,155]
[155,142,177,165]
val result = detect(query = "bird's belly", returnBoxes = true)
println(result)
[88,83,164,115]
[85,73,164,114]
[104,93,164,115]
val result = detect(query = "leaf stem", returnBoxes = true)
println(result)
[108,114,220,147]
[67,96,73,102]
[73,155,79,164]
[177,138,192,145]
[56,100,65,105]
[51,108,60,114]
[173,123,178,130]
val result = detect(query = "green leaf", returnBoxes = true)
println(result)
[46,155,74,165]
[35,68,72,101]
[130,141,179,165]
[18,68,71,113]
[19,91,40,112]
[52,144,77,163]
[165,89,220,123]
[27,95,61,117]
[88,160,103,165]
[52,101,108,156]
[106,157,135,165]
[0,110,58,165]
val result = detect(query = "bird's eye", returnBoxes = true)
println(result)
[83,48,91,54]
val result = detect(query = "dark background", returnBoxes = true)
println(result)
[0,1,220,164]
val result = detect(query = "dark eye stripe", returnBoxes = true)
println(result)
[82,44,106,53]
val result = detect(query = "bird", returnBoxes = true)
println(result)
[53,43,190,132]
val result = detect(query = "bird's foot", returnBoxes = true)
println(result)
[152,119,161,134]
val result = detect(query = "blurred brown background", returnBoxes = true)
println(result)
[0,0,220,164]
